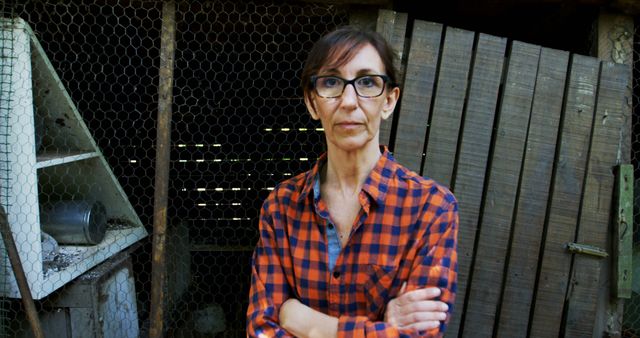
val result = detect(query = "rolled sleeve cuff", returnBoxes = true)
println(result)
[337,315,367,338]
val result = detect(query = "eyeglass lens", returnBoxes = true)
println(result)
[315,75,386,98]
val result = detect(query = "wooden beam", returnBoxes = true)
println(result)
[150,1,176,337]
[591,10,633,337]
[462,41,540,337]
[422,26,474,186]
[563,61,631,338]
[375,9,408,148]
[529,54,600,338]
[496,46,569,338]
[447,32,506,338]
[390,20,441,172]
[613,164,633,299]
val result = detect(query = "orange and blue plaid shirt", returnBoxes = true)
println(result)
[247,147,458,337]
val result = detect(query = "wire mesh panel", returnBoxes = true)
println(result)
[0,0,348,337]
[170,3,347,336]
[623,16,640,337]
[0,4,13,336]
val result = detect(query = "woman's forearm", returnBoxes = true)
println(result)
[279,298,339,338]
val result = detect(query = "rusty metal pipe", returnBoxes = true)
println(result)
[150,1,176,337]
[0,206,44,338]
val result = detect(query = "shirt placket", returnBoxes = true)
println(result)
[329,198,372,317]
[314,200,342,315]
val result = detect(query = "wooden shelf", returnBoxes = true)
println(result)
[36,150,99,169]
[0,18,147,299]
[37,227,146,299]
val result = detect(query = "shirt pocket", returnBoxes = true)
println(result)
[363,264,400,320]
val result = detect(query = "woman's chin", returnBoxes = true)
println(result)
[328,137,377,153]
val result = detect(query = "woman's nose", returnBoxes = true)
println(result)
[339,83,359,105]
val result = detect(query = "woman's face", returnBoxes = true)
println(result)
[305,43,399,153]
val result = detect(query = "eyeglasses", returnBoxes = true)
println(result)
[311,75,392,98]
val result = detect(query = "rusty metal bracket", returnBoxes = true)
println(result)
[566,242,609,258]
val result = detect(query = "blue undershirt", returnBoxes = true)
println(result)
[313,175,341,272]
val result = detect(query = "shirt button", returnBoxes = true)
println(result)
[333,271,341,279]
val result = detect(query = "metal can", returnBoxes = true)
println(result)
[40,200,107,245]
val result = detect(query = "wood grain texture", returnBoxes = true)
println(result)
[462,41,540,338]
[422,26,474,187]
[496,47,569,338]
[392,20,442,173]
[613,164,633,299]
[529,54,600,338]
[376,9,407,147]
[564,61,631,338]
[445,32,506,338]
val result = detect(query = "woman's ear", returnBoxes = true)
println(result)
[305,95,320,120]
[381,86,400,120]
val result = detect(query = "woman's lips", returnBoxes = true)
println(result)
[336,121,362,129]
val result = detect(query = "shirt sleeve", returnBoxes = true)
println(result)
[336,196,459,338]
[246,196,294,338]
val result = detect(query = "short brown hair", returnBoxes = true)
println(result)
[300,26,399,103]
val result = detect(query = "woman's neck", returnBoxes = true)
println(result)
[322,142,381,196]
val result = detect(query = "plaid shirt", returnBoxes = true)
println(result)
[247,147,458,337]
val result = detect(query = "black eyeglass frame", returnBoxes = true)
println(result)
[310,74,395,98]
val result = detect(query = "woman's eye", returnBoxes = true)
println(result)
[357,77,375,87]
[321,77,340,88]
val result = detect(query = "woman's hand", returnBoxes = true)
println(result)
[384,283,449,331]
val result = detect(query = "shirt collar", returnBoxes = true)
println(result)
[299,146,396,206]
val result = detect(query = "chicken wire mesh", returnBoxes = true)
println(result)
[0,0,349,337]
[623,16,640,338]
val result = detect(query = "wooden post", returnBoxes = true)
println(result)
[614,164,633,299]
[593,9,633,337]
[375,9,408,149]
[0,206,43,338]
[150,1,176,337]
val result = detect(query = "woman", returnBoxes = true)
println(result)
[247,26,458,337]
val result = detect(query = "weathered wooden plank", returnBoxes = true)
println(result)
[461,41,540,338]
[376,9,407,147]
[421,27,474,186]
[391,20,442,173]
[613,164,633,299]
[446,33,507,338]
[528,54,600,338]
[564,61,631,337]
[495,47,569,338]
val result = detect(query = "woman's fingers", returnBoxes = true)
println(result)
[397,305,447,324]
[398,298,448,314]
[404,320,441,331]
[385,287,449,328]
[395,287,442,306]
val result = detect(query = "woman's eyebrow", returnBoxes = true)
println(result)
[317,68,383,77]
[355,68,379,75]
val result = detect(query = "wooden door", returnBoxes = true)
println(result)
[376,10,631,337]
